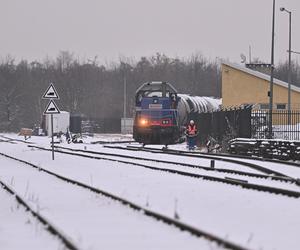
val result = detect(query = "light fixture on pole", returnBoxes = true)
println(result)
[280,6,292,124]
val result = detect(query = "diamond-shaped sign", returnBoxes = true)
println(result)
[42,83,59,99]
[44,100,60,114]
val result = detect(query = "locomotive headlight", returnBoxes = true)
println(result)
[139,118,148,126]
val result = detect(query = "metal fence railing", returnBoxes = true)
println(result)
[252,110,300,140]
[189,107,300,144]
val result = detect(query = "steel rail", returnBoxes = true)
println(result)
[0,135,34,144]
[203,151,300,168]
[5,132,298,170]
[91,140,136,145]
[145,145,300,168]
[27,145,300,198]
[0,151,249,250]
[54,145,295,184]
[3,134,300,167]
[121,145,291,178]
[0,139,16,144]
[0,178,80,250]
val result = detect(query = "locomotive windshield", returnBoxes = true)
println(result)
[135,82,178,106]
[136,90,172,99]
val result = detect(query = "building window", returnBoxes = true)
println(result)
[260,103,269,110]
[276,104,286,110]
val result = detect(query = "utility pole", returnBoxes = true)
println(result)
[280,7,292,124]
[268,0,275,139]
[288,10,292,124]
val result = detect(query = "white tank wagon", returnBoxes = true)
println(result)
[177,94,221,125]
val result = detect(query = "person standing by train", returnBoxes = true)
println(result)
[186,120,198,150]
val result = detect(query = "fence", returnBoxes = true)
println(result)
[188,106,252,144]
[190,107,300,144]
[252,110,300,140]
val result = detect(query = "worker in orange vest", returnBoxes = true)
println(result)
[186,120,198,150]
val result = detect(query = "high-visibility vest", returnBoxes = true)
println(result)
[187,124,197,135]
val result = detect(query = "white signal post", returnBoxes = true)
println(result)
[43,83,60,160]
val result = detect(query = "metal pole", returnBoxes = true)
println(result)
[268,0,275,139]
[123,75,127,118]
[288,11,292,124]
[51,114,54,160]
[249,45,252,64]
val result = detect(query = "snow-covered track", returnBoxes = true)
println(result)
[54,145,295,184]
[91,140,136,144]
[0,178,80,250]
[119,145,291,178]
[208,150,300,168]
[28,145,300,198]
[0,151,249,250]
[0,138,16,144]
[0,135,34,144]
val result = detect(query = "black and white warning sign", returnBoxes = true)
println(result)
[42,83,60,99]
[44,100,60,114]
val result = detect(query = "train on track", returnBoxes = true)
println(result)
[133,81,220,145]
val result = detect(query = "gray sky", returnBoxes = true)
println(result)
[1,0,300,64]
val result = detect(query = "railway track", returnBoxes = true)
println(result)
[91,140,136,144]
[0,151,249,250]
[0,135,34,144]
[0,138,16,144]
[206,150,300,168]
[54,145,295,183]
[0,135,298,184]
[127,144,300,168]
[108,145,293,178]
[3,134,300,168]
[27,145,300,198]
[0,178,79,250]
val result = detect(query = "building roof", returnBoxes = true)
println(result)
[222,61,300,93]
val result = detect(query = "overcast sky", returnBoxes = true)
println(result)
[1,0,300,64]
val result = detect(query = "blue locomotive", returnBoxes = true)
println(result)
[133,81,221,145]
[133,82,184,145]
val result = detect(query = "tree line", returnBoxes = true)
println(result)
[0,51,299,132]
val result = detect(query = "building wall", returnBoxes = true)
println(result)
[222,64,300,109]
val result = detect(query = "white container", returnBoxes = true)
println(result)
[45,111,70,136]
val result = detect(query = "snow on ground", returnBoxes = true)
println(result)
[1,134,300,249]
[0,186,63,250]
[86,133,133,143]
[0,155,219,250]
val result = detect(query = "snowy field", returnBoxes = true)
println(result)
[1,133,300,250]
